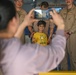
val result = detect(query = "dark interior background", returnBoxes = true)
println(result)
[12,0,76,13]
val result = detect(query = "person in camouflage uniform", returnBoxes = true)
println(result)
[60,0,76,70]
[14,0,27,44]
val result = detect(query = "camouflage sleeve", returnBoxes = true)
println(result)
[59,9,63,17]
[69,12,76,34]
[19,10,27,24]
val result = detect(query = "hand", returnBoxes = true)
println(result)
[22,9,38,27]
[32,38,36,43]
[65,32,70,39]
[30,32,35,38]
[47,36,52,44]
[50,8,64,30]
[14,9,38,39]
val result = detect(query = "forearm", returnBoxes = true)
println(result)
[14,23,27,39]
[49,28,54,37]
[47,28,53,44]
[55,24,65,38]
[31,31,66,72]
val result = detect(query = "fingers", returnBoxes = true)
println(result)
[50,8,57,17]
[28,9,35,16]
[52,8,57,14]
[50,11,54,18]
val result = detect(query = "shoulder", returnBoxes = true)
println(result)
[33,32,41,37]
[73,5,76,12]
[34,32,39,35]
[21,9,27,15]
[73,5,76,9]
[42,33,47,36]
[1,38,22,49]
[60,7,67,14]
[0,38,22,59]
[71,5,76,15]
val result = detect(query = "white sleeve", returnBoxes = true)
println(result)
[19,31,66,74]
[31,35,66,73]
[2,30,66,75]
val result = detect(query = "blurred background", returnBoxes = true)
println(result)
[21,0,76,12]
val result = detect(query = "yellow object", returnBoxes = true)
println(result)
[39,72,76,75]
[33,32,47,46]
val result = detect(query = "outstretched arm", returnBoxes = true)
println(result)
[14,9,37,39]
[0,9,37,39]
[15,9,66,74]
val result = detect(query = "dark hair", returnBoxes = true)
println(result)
[0,0,16,30]
[40,1,49,8]
[37,20,46,27]
[14,0,24,3]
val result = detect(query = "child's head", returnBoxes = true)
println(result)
[37,20,46,32]
[40,1,49,10]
